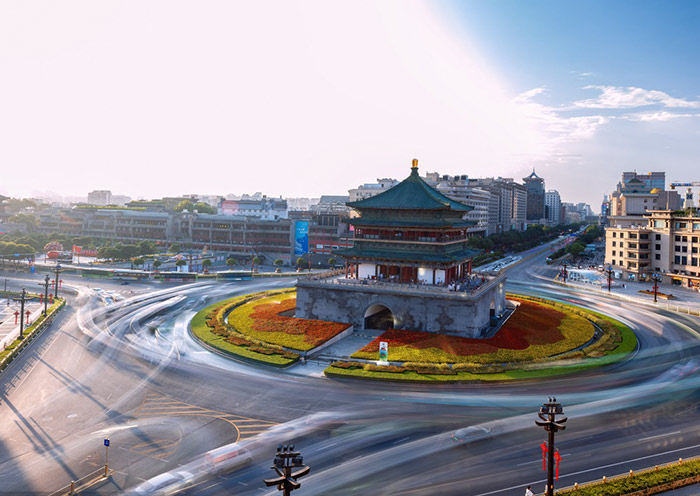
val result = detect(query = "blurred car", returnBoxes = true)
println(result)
[203,443,252,475]
[451,425,492,444]
[131,470,195,495]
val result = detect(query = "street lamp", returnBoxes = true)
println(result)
[561,261,568,284]
[536,397,567,496]
[264,444,310,496]
[53,264,62,299]
[42,274,50,315]
[605,265,614,292]
[652,272,662,303]
[13,288,29,339]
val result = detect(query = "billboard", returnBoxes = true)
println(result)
[294,221,309,256]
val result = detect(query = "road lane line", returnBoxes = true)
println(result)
[638,431,680,441]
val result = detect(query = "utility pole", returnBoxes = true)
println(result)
[264,445,310,496]
[536,397,567,496]
[13,288,29,339]
[53,264,62,299]
[652,273,662,303]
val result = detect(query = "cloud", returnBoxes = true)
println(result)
[623,111,700,122]
[575,86,700,109]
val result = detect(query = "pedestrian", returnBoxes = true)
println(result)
[525,486,534,496]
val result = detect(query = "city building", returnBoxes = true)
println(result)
[348,178,400,203]
[470,177,527,232]
[608,174,681,228]
[604,209,700,289]
[523,170,545,222]
[296,160,506,337]
[87,190,112,206]
[622,171,665,191]
[423,172,490,236]
[218,196,288,220]
[545,190,562,225]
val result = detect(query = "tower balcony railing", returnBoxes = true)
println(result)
[298,271,505,299]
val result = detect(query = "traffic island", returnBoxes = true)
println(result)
[189,289,352,367]
[324,294,637,382]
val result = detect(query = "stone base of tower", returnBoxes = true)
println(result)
[296,273,506,338]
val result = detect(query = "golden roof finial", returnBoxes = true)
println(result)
[412,158,418,169]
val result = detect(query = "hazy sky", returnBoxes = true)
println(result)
[1,1,699,209]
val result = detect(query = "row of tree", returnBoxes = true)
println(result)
[467,223,587,253]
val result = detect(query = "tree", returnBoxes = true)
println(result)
[202,259,212,270]
[226,257,235,269]
[328,257,337,266]
[274,259,283,267]
[174,200,195,212]
[153,260,162,270]
[568,242,585,256]
[132,257,145,268]
[252,256,262,266]
[175,259,187,271]
[296,257,306,267]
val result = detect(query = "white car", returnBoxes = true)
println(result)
[131,470,195,495]
[203,443,252,475]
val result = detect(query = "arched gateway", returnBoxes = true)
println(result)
[364,304,395,330]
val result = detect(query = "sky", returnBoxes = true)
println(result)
[1,1,699,210]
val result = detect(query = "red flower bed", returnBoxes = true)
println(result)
[249,298,349,347]
[358,300,566,356]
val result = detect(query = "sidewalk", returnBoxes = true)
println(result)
[0,300,44,349]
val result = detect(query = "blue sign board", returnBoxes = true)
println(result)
[294,221,309,256]
[104,439,110,447]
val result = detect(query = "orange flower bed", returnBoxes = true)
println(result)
[357,300,566,357]
[247,298,350,349]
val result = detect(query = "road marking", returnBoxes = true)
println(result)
[392,436,410,445]
[638,431,680,441]
[134,390,277,443]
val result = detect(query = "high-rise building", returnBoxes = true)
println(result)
[621,171,665,191]
[522,170,545,221]
[87,190,112,206]
[545,190,562,225]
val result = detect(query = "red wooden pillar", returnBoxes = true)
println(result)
[345,262,349,278]
[468,259,472,274]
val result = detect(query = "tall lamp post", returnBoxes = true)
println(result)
[536,397,567,496]
[42,274,50,315]
[606,266,614,292]
[652,272,662,303]
[264,445,310,496]
[561,261,568,284]
[53,264,62,299]
[13,288,29,339]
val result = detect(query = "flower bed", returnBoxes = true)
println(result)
[351,298,595,364]
[227,293,350,351]
[190,290,301,367]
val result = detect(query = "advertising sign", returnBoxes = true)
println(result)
[294,220,309,256]
[379,341,388,362]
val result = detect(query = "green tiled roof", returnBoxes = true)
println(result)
[348,218,475,228]
[334,246,480,263]
[347,165,473,212]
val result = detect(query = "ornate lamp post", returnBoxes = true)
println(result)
[536,397,567,496]
[13,288,29,339]
[42,274,50,315]
[264,445,310,496]
[606,265,614,292]
[53,264,62,299]
[561,261,568,284]
[652,272,662,303]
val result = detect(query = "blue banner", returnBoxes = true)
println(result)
[294,221,309,256]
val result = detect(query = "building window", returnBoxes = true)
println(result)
[612,241,616,247]
[675,235,681,242]
[612,232,617,238]
[675,255,681,264]
[675,245,681,252]
[655,234,661,240]
[692,258,698,267]
[612,250,616,256]
[629,233,638,239]
[655,244,661,250]
[655,254,661,260]
[682,256,688,265]
[683,236,688,242]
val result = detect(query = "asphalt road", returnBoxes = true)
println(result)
[0,242,699,495]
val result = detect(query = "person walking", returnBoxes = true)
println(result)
[525,486,534,496]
